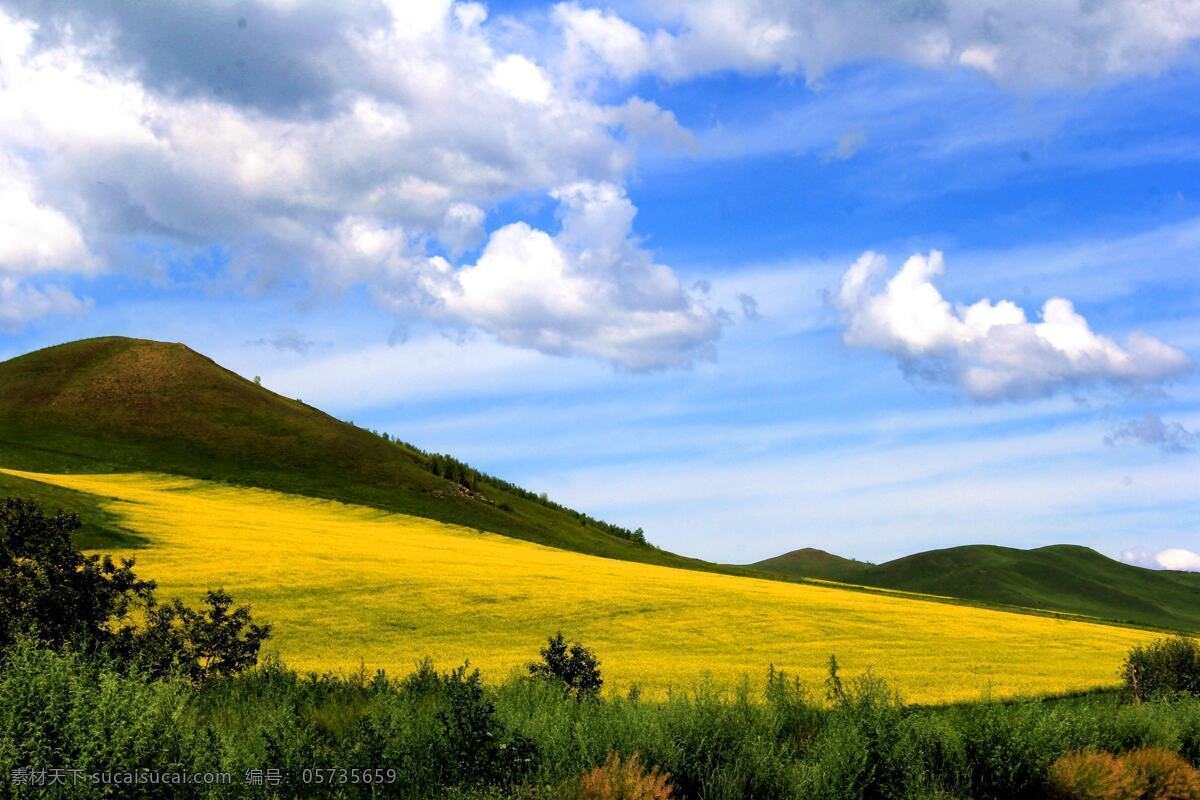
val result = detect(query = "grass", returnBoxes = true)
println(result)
[2,468,1162,705]
[752,545,1200,634]
[0,468,143,549]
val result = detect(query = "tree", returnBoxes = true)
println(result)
[1122,636,1200,702]
[129,589,272,684]
[527,632,603,700]
[0,498,154,649]
[0,497,270,683]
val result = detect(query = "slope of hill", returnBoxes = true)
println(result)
[751,544,1200,633]
[3,336,1195,636]
[750,547,873,582]
[0,336,708,568]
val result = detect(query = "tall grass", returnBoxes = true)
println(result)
[4,641,1200,799]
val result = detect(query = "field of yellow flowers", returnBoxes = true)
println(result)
[4,468,1157,704]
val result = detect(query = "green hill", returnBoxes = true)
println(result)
[751,547,873,582]
[0,336,717,569]
[751,544,1200,633]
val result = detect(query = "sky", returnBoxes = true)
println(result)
[1,0,1198,568]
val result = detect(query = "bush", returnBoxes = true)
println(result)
[1123,637,1200,702]
[1048,751,1139,800]
[1049,747,1200,800]
[128,589,272,684]
[573,753,675,800]
[528,632,603,701]
[1123,747,1200,800]
[0,641,214,800]
[351,659,536,795]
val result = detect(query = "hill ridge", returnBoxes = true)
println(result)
[750,542,1200,633]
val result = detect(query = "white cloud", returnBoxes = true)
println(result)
[0,277,90,331]
[833,250,1194,400]
[0,3,723,363]
[634,0,1200,87]
[0,158,91,275]
[489,54,554,104]
[410,182,721,369]
[1155,548,1200,571]
[1124,546,1200,572]
[554,2,652,80]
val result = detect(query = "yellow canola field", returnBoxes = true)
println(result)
[5,469,1157,704]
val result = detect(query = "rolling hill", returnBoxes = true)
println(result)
[752,544,1200,633]
[0,336,709,568]
[2,336,1196,636]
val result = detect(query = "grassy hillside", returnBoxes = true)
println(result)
[0,336,721,569]
[751,547,874,583]
[3,336,1194,636]
[752,544,1200,633]
[1,468,1158,704]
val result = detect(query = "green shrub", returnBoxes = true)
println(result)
[0,641,214,799]
[1123,637,1200,702]
[528,632,603,701]
[7,637,1200,800]
[1,497,270,685]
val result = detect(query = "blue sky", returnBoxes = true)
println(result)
[1,0,1198,567]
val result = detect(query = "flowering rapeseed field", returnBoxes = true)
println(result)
[4,468,1156,704]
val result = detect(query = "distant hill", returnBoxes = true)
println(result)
[751,547,873,583]
[0,336,717,570]
[751,544,1200,633]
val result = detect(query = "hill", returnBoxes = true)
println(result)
[3,336,1196,635]
[751,547,873,582]
[0,336,713,568]
[751,544,1200,633]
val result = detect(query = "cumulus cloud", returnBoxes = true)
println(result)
[1123,546,1200,572]
[554,2,652,81]
[1106,412,1200,454]
[633,0,1200,87]
[404,182,721,370]
[832,250,1194,400]
[1156,548,1200,571]
[0,160,91,274]
[0,2,720,363]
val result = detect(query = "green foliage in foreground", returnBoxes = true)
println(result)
[4,642,1200,800]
